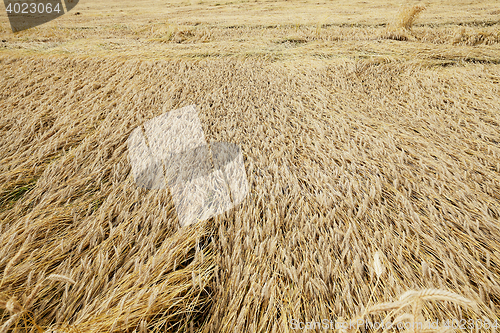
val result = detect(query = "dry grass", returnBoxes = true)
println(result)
[0,0,499,332]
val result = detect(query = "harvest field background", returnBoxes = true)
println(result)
[0,0,500,332]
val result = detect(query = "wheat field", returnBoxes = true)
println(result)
[0,0,499,332]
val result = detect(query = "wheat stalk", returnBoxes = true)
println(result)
[0,313,22,333]
[46,274,76,285]
[398,289,474,308]
[395,4,426,31]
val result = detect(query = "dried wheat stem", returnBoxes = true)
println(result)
[0,313,22,333]
[46,274,76,285]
